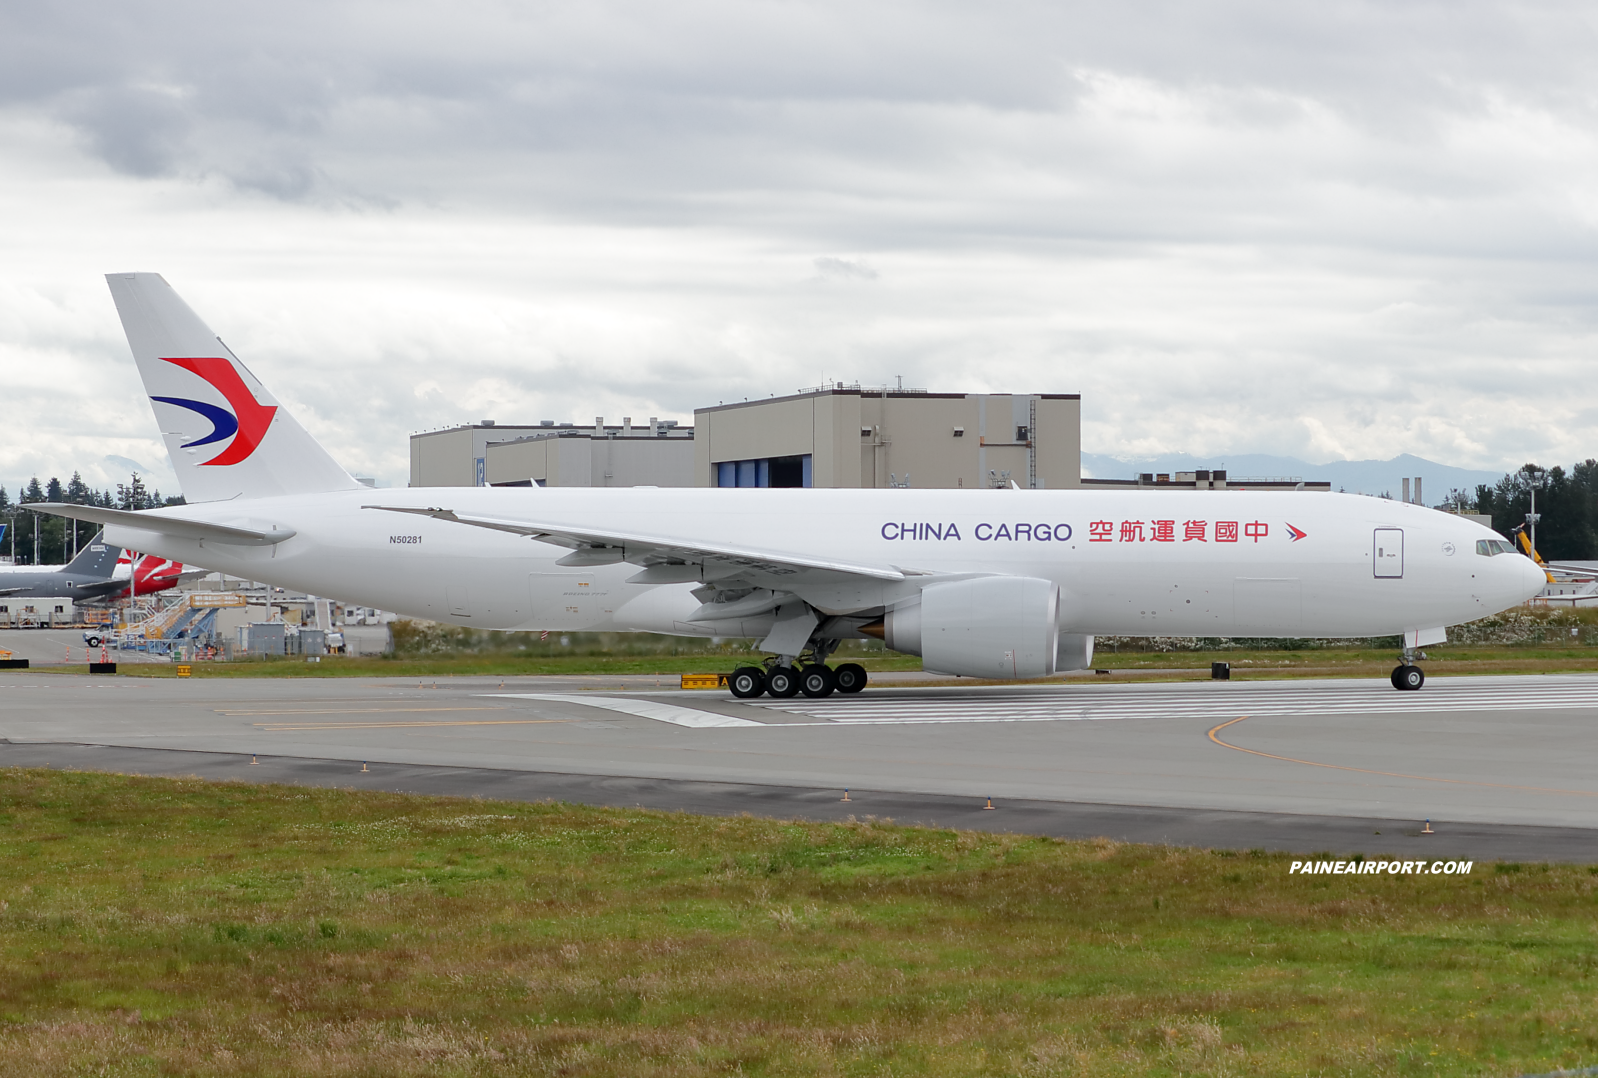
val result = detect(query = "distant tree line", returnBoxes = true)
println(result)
[1468,461,1598,560]
[0,472,183,566]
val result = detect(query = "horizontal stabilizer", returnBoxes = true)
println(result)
[22,503,295,546]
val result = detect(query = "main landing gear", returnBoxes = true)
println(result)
[728,640,867,699]
[1390,648,1426,691]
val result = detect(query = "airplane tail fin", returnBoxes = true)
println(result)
[105,273,361,503]
[62,530,120,577]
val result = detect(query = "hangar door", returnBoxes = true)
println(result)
[1374,527,1404,578]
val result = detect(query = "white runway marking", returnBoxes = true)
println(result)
[488,693,762,728]
[489,677,1598,729]
[745,676,1598,725]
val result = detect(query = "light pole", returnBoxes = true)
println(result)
[1527,468,1547,556]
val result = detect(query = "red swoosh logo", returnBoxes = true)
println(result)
[1286,523,1307,541]
[160,357,277,466]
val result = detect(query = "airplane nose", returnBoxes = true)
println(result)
[1516,554,1548,599]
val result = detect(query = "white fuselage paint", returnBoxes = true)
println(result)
[99,487,1545,641]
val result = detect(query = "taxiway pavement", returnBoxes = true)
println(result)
[3,671,1596,859]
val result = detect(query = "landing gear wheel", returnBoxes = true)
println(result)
[799,664,836,698]
[1391,664,1424,691]
[833,662,868,694]
[729,666,766,699]
[765,666,801,698]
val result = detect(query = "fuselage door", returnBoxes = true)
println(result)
[1374,527,1404,578]
[530,573,601,629]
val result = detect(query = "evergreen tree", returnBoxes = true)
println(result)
[1475,463,1598,559]
[45,477,63,502]
[16,479,43,564]
[116,474,150,510]
[62,472,95,552]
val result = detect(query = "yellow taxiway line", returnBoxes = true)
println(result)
[251,719,573,731]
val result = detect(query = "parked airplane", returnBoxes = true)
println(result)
[110,550,202,599]
[25,274,1545,695]
[0,531,125,602]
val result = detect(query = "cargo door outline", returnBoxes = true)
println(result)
[446,585,471,617]
[1374,528,1403,578]
[530,573,600,629]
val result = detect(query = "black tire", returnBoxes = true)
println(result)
[834,662,868,693]
[1396,664,1425,691]
[84,636,100,648]
[799,664,836,698]
[729,666,766,699]
[765,666,801,698]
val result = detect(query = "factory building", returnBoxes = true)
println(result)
[407,389,1334,496]
[693,387,1082,489]
[1083,470,1333,492]
[409,418,693,488]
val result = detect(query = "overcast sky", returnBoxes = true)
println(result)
[2,0,1595,496]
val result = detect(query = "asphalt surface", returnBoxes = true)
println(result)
[3,670,1597,861]
[0,627,164,664]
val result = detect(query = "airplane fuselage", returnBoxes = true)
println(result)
[97,486,1543,641]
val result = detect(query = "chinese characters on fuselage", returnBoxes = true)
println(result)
[1088,520,1268,543]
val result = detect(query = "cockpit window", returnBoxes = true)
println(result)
[1476,539,1515,556]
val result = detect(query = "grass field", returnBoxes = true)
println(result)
[33,644,1598,681]
[26,607,1598,681]
[1,769,1595,1076]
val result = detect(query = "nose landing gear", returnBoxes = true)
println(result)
[1390,648,1427,691]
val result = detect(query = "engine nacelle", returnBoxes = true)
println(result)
[1056,632,1094,672]
[882,576,1060,679]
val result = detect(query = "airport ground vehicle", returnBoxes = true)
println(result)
[25,274,1545,694]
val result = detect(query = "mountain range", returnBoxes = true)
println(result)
[1079,452,1509,501]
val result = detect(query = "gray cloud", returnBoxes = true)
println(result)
[1,0,1596,488]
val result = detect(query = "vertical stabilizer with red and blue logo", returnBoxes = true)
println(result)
[105,273,361,503]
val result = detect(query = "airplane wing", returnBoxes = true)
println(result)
[362,504,909,585]
[22,503,295,547]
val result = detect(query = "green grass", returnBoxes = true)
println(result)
[39,645,1598,680]
[1,769,1596,1075]
[1086,645,1598,680]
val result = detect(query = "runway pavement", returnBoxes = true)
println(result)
[3,670,1597,860]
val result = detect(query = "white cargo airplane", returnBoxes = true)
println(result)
[26,274,1543,696]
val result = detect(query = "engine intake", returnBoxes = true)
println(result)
[877,576,1060,679]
